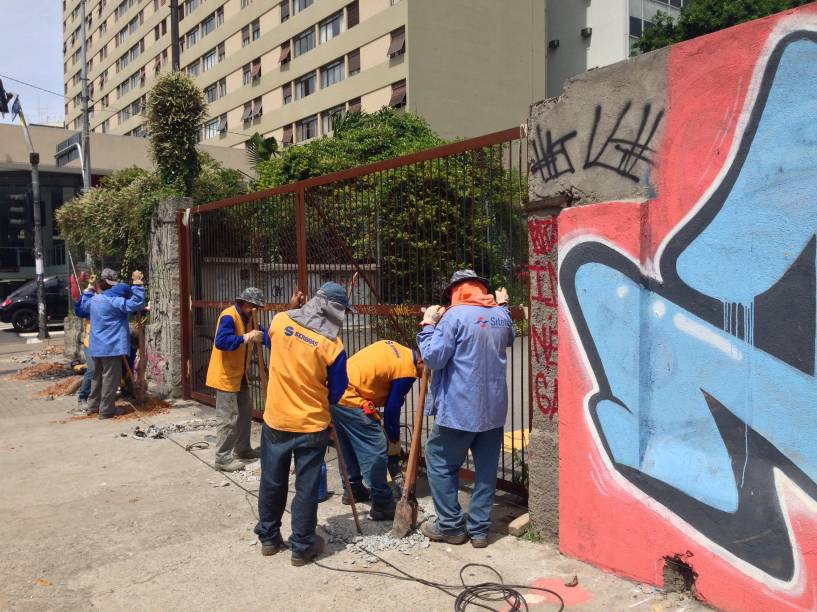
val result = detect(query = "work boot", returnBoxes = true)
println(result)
[235,447,262,461]
[291,535,325,567]
[261,534,288,556]
[469,536,489,549]
[214,458,245,472]
[420,520,469,545]
[369,499,396,521]
[342,484,371,505]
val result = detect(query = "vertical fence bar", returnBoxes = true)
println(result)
[296,188,308,294]
[177,208,192,399]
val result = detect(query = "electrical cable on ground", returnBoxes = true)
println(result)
[123,401,565,611]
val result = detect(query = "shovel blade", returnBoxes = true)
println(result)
[391,498,417,539]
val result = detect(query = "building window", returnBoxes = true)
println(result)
[390,0,401,4]
[155,23,161,41]
[187,60,200,77]
[186,27,198,48]
[252,96,263,119]
[241,0,252,8]
[185,0,199,17]
[251,58,262,81]
[241,102,253,126]
[294,27,315,56]
[202,50,216,71]
[201,13,215,37]
[388,27,405,58]
[204,82,217,103]
[280,0,289,22]
[293,0,313,12]
[242,25,250,47]
[297,115,318,141]
[251,19,260,41]
[282,124,293,146]
[320,59,344,88]
[346,1,359,28]
[216,7,224,26]
[295,72,316,99]
[218,77,227,97]
[279,41,291,64]
[347,49,360,75]
[389,79,406,108]
[242,63,252,85]
[203,117,220,139]
[319,11,343,43]
[321,105,344,134]
[282,82,292,104]
[218,113,227,134]
[218,42,225,61]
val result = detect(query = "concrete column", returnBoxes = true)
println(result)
[146,197,191,397]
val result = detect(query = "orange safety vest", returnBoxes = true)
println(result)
[205,306,253,392]
[83,319,91,349]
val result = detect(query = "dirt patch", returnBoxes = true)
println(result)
[34,376,83,399]
[115,398,171,421]
[11,363,72,381]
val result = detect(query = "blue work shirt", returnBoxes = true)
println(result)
[77,284,145,358]
[417,304,515,432]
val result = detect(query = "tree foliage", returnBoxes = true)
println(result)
[636,0,813,53]
[245,132,279,169]
[146,72,207,196]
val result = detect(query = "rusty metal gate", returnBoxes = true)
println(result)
[178,127,530,496]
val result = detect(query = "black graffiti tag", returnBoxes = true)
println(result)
[583,102,665,182]
[531,124,578,183]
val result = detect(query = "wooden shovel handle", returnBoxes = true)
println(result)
[402,367,430,498]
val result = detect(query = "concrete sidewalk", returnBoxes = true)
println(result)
[0,352,708,611]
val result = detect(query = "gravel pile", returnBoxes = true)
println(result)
[232,460,261,482]
[323,508,432,564]
[157,418,217,434]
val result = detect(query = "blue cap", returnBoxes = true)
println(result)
[318,281,356,313]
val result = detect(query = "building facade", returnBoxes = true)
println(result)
[546,0,684,97]
[63,0,545,144]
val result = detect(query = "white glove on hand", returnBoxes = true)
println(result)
[243,330,263,343]
[420,305,445,327]
[495,287,509,305]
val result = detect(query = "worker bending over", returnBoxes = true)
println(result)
[205,287,267,472]
[255,282,350,566]
[78,269,145,419]
[331,340,423,521]
[418,270,514,548]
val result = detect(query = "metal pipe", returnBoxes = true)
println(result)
[79,0,91,193]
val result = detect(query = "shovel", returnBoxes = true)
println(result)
[392,367,430,539]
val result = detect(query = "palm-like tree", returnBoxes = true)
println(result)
[245,132,279,168]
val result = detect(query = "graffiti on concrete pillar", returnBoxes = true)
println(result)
[529,217,558,419]
[557,10,817,611]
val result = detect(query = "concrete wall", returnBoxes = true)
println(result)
[529,5,817,610]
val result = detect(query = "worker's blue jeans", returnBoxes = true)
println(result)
[330,404,393,505]
[255,424,329,554]
[78,346,95,401]
[424,423,503,539]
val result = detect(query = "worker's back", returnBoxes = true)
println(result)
[88,284,143,358]
[339,340,416,409]
[264,312,345,433]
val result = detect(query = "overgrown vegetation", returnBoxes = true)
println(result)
[57,72,244,276]
[636,0,812,53]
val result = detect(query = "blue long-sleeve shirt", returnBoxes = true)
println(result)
[383,377,415,440]
[417,304,515,432]
[86,284,145,358]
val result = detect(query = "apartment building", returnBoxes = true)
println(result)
[546,0,685,97]
[63,0,545,147]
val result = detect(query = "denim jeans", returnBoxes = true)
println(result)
[78,345,95,402]
[255,424,329,554]
[424,423,503,539]
[330,405,393,505]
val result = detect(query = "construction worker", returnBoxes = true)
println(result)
[205,287,267,472]
[417,270,514,548]
[255,282,351,567]
[82,269,145,419]
[331,340,423,521]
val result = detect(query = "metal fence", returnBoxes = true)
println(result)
[178,127,530,496]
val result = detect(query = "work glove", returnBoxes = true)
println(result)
[420,305,445,327]
[243,330,263,344]
[495,287,509,306]
[287,290,305,309]
[86,274,97,292]
[131,270,144,286]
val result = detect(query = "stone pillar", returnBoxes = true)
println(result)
[63,314,84,362]
[146,197,191,397]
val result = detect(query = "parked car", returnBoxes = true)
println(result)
[0,275,69,332]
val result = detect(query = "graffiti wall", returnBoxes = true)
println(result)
[550,6,817,610]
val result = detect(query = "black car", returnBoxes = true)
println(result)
[0,276,70,332]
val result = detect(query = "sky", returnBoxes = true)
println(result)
[0,1,65,126]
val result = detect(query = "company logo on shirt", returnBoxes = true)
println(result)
[385,340,401,358]
[284,325,318,347]
[475,316,513,330]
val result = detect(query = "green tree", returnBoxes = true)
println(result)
[146,72,207,196]
[636,0,813,53]
[245,132,279,170]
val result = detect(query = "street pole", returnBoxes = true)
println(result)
[169,0,181,71]
[79,0,91,192]
[30,152,49,341]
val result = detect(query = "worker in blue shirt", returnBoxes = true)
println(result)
[417,270,514,548]
[78,268,145,419]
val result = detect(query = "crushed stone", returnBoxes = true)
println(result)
[322,509,432,563]
[232,460,261,482]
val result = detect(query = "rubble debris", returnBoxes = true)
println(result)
[34,376,83,398]
[155,418,217,434]
[322,510,432,563]
[132,425,164,439]
[565,575,579,587]
[115,398,170,420]
[232,460,261,483]
[11,363,73,380]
